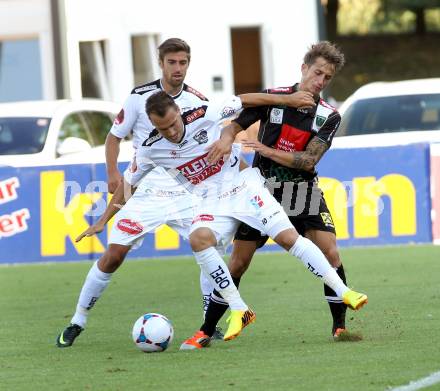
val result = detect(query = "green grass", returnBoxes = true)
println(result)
[1,245,440,391]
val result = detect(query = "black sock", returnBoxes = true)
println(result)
[324,264,347,333]
[200,276,241,337]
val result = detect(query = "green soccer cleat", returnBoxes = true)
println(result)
[342,290,368,310]
[223,308,256,341]
[56,324,83,348]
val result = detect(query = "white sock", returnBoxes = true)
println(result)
[193,247,247,310]
[200,271,214,318]
[71,261,112,328]
[289,236,349,297]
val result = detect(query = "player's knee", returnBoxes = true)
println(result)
[274,228,298,250]
[189,228,217,252]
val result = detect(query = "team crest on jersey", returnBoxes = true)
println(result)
[114,109,124,125]
[270,108,283,124]
[193,129,208,144]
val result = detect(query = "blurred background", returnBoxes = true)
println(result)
[1,0,438,104]
[1,0,439,263]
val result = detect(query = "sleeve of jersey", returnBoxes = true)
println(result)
[109,94,138,139]
[233,105,265,130]
[316,112,341,146]
[206,95,243,122]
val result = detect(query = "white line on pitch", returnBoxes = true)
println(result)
[389,371,440,391]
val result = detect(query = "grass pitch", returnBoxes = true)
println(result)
[1,245,440,391]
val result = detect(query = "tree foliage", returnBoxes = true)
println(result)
[322,0,440,35]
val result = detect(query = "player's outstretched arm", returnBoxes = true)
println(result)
[75,180,135,242]
[239,91,315,110]
[105,133,123,194]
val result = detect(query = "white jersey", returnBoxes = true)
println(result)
[124,96,244,193]
[109,79,209,190]
[110,79,209,149]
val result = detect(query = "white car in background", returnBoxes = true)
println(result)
[332,78,440,148]
[0,99,122,167]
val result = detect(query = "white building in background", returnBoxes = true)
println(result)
[0,0,323,104]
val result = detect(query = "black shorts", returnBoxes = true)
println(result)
[234,181,336,249]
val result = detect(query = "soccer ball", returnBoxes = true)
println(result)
[132,313,174,353]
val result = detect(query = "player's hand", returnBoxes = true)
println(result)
[242,140,275,158]
[283,91,315,110]
[107,171,123,194]
[75,223,105,242]
[207,138,232,163]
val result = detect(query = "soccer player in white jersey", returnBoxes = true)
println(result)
[56,38,217,348]
[129,91,368,347]
[104,38,219,327]
[55,86,317,348]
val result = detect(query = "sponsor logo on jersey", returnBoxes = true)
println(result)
[116,219,143,235]
[134,84,158,94]
[209,265,230,289]
[251,195,264,209]
[220,106,237,119]
[268,87,293,93]
[320,212,335,228]
[177,152,224,185]
[178,140,188,148]
[217,182,247,200]
[155,189,187,197]
[114,109,124,125]
[275,124,311,152]
[319,99,336,111]
[185,107,206,124]
[193,129,208,144]
[142,133,163,146]
[270,108,284,124]
[186,86,208,101]
[192,214,214,223]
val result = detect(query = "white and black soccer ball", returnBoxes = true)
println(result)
[132,313,174,353]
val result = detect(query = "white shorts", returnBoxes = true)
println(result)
[108,178,195,250]
[190,167,293,247]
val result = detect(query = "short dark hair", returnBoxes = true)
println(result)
[158,38,191,62]
[303,41,345,73]
[146,91,178,118]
